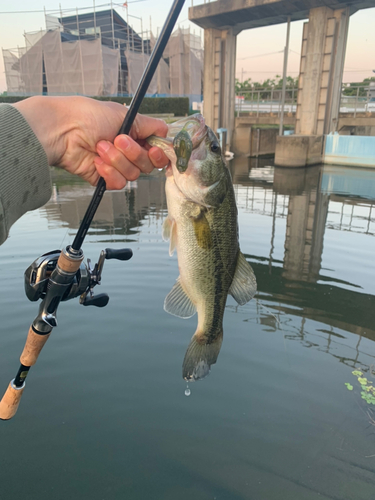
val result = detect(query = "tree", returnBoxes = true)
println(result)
[235,75,299,100]
[342,77,375,97]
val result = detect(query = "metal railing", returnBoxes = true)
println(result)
[235,87,297,116]
[339,86,375,117]
[235,85,375,117]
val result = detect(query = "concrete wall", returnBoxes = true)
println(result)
[295,7,349,136]
[324,134,375,167]
[275,135,323,167]
[203,28,237,151]
[232,124,278,156]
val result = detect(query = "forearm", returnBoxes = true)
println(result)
[0,104,52,245]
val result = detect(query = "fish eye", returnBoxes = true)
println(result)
[210,142,220,153]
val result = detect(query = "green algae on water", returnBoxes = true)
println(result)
[347,370,375,405]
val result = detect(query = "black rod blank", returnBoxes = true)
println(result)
[72,0,186,251]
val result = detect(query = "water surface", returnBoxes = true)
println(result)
[1,159,375,499]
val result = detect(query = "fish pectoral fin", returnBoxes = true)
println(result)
[229,251,257,305]
[162,217,178,256]
[164,277,196,318]
[192,212,212,250]
[162,216,172,241]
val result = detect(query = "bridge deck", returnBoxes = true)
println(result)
[189,0,375,31]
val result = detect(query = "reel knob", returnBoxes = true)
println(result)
[81,293,109,308]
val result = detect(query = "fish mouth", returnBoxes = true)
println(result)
[146,114,207,164]
[168,114,207,149]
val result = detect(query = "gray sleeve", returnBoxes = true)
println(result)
[0,104,52,245]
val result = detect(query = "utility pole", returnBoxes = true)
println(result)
[279,16,291,136]
[111,0,115,48]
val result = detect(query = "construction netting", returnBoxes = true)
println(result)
[3,15,203,100]
[3,30,119,96]
[167,28,203,98]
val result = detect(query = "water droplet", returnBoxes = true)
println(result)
[185,388,191,396]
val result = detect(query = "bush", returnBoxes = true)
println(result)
[0,95,189,116]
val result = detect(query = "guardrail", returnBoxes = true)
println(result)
[340,86,375,116]
[235,88,297,116]
[235,85,375,116]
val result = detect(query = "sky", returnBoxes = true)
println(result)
[0,0,374,93]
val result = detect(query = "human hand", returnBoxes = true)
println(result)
[14,96,168,189]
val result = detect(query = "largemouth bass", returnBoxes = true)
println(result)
[148,115,256,381]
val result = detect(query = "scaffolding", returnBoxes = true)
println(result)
[3,5,203,100]
[167,27,203,99]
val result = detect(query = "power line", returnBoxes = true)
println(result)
[238,70,299,74]
[237,50,283,61]
[0,1,146,15]
[237,48,301,61]
[237,69,373,76]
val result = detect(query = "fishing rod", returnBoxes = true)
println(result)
[0,0,186,420]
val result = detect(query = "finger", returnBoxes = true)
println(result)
[114,135,155,174]
[148,146,169,169]
[130,114,168,141]
[97,139,142,177]
[96,140,144,177]
[94,157,139,190]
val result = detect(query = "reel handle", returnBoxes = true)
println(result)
[82,293,109,307]
[105,248,133,261]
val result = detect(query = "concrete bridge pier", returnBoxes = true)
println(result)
[203,27,238,153]
[275,6,350,167]
[190,0,374,166]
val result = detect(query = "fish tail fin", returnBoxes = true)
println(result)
[182,330,223,381]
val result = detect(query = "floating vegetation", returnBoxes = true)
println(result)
[347,370,375,405]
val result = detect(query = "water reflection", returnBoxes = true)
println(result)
[2,162,375,499]
[42,162,375,378]
[43,169,167,240]
[229,157,375,376]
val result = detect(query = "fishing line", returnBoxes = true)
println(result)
[254,298,281,327]
[58,226,70,251]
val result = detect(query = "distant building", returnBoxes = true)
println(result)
[57,9,150,94]
[3,8,203,101]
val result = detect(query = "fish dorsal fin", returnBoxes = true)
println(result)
[229,251,257,305]
[162,216,177,256]
[164,277,197,318]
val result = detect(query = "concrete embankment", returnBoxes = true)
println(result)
[324,134,375,168]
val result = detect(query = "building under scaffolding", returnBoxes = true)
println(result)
[2,7,203,101]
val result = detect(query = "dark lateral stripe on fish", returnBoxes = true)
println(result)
[206,223,225,344]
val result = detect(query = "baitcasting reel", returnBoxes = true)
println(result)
[24,247,133,312]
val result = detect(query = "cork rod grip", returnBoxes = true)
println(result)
[20,326,51,366]
[0,381,25,420]
[58,251,83,273]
